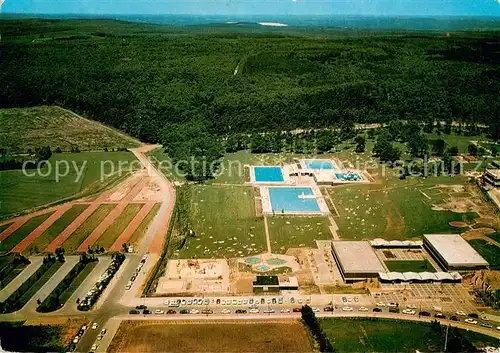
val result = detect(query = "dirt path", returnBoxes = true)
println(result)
[109,202,156,252]
[76,203,125,252]
[45,203,101,252]
[11,204,73,253]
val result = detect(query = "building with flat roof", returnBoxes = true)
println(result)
[252,275,299,293]
[423,234,489,270]
[331,241,386,282]
[484,169,500,187]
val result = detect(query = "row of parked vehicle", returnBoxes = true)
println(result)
[77,254,125,311]
[125,255,147,290]
[165,296,313,307]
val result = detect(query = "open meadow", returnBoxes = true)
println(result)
[0,106,140,153]
[320,318,499,352]
[0,151,138,218]
[108,320,313,353]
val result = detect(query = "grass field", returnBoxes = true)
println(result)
[0,151,138,218]
[267,216,333,253]
[62,204,116,253]
[424,132,488,154]
[320,318,498,352]
[385,260,436,272]
[0,255,29,289]
[96,204,144,250]
[25,204,89,255]
[174,185,266,259]
[468,239,500,270]
[0,106,140,153]
[328,176,479,240]
[0,213,53,253]
[108,321,313,353]
[127,203,161,249]
[0,223,12,234]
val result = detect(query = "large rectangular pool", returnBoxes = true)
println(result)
[268,187,320,213]
[254,166,284,183]
[304,159,335,170]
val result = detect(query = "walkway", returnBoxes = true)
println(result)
[263,216,272,253]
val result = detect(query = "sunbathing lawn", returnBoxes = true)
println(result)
[468,239,500,270]
[174,185,266,259]
[267,216,332,253]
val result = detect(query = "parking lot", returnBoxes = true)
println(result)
[378,283,477,314]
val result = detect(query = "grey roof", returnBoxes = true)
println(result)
[424,234,489,267]
[332,241,385,274]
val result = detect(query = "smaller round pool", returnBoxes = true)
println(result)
[245,257,262,264]
[255,265,271,272]
[267,258,287,266]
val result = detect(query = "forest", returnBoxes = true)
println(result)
[0,19,499,178]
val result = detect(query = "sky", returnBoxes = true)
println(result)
[1,0,500,16]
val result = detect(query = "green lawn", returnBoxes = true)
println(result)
[0,151,138,218]
[95,203,143,250]
[62,204,116,253]
[0,223,12,234]
[328,176,479,240]
[385,260,436,272]
[267,216,332,254]
[58,261,97,304]
[424,132,490,154]
[0,213,53,253]
[128,203,161,249]
[174,185,266,259]
[320,318,498,352]
[468,239,500,270]
[25,204,89,255]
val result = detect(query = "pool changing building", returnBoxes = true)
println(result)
[423,234,489,270]
[331,241,386,282]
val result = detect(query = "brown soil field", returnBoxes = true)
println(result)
[108,320,313,353]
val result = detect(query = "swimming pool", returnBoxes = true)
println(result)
[304,159,336,170]
[335,172,362,181]
[268,187,321,213]
[254,166,284,183]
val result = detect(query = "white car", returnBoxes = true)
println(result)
[267,298,272,304]
[232,299,237,305]
[197,299,203,305]
[496,326,500,331]
[402,309,416,315]
[376,302,386,307]
[181,299,186,305]
[342,306,353,311]
[407,304,417,309]
[456,310,467,316]
[72,337,79,344]
[465,318,478,325]
[242,299,248,305]
[81,325,87,331]
[91,322,98,330]
[280,308,291,313]
[155,309,165,314]
[187,299,193,305]
[312,307,320,312]
[190,309,200,314]
[221,309,231,314]
[249,308,259,314]
[480,315,489,321]
[91,344,98,351]
[263,309,275,313]
[237,300,242,305]
[358,307,369,312]
[298,298,303,304]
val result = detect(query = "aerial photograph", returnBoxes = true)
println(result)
[0,0,500,351]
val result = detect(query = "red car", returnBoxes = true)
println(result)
[167,309,177,314]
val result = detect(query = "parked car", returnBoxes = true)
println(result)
[456,310,467,316]
[263,309,275,314]
[190,309,200,314]
[293,308,302,312]
[419,311,431,317]
[407,304,417,309]
[221,309,231,314]
[201,309,213,314]
[435,313,446,319]
[468,313,479,319]
[91,344,98,351]
[136,305,147,310]
[167,309,177,314]
[129,309,140,314]
[373,308,382,312]
[358,307,369,312]
[389,307,400,313]
[324,306,334,312]
[143,309,151,315]
[402,309,416,315]
[465,318,478,325]
[290,297,295,304]
[376,302,386,307]
[235,309,247,314]
[450,315,459,321]
[249,308,259,314]
[342,306,353,311]
[92,323,98,330]
[280,308,291,313]
[155,309,165,314]
[480,323,493,328]
[180,309,190,314]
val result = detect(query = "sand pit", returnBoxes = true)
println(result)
[108,320,312,353]
[156,259,230,294]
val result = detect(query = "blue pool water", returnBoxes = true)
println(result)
[268,187,321,213]
[254,166,284,182]
[335,172,362,181]
[304,159,335,170]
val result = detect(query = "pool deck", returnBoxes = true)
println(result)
[260,185,330,215]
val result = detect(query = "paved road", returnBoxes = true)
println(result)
[23,256,80,313]
[0,257,43,302]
